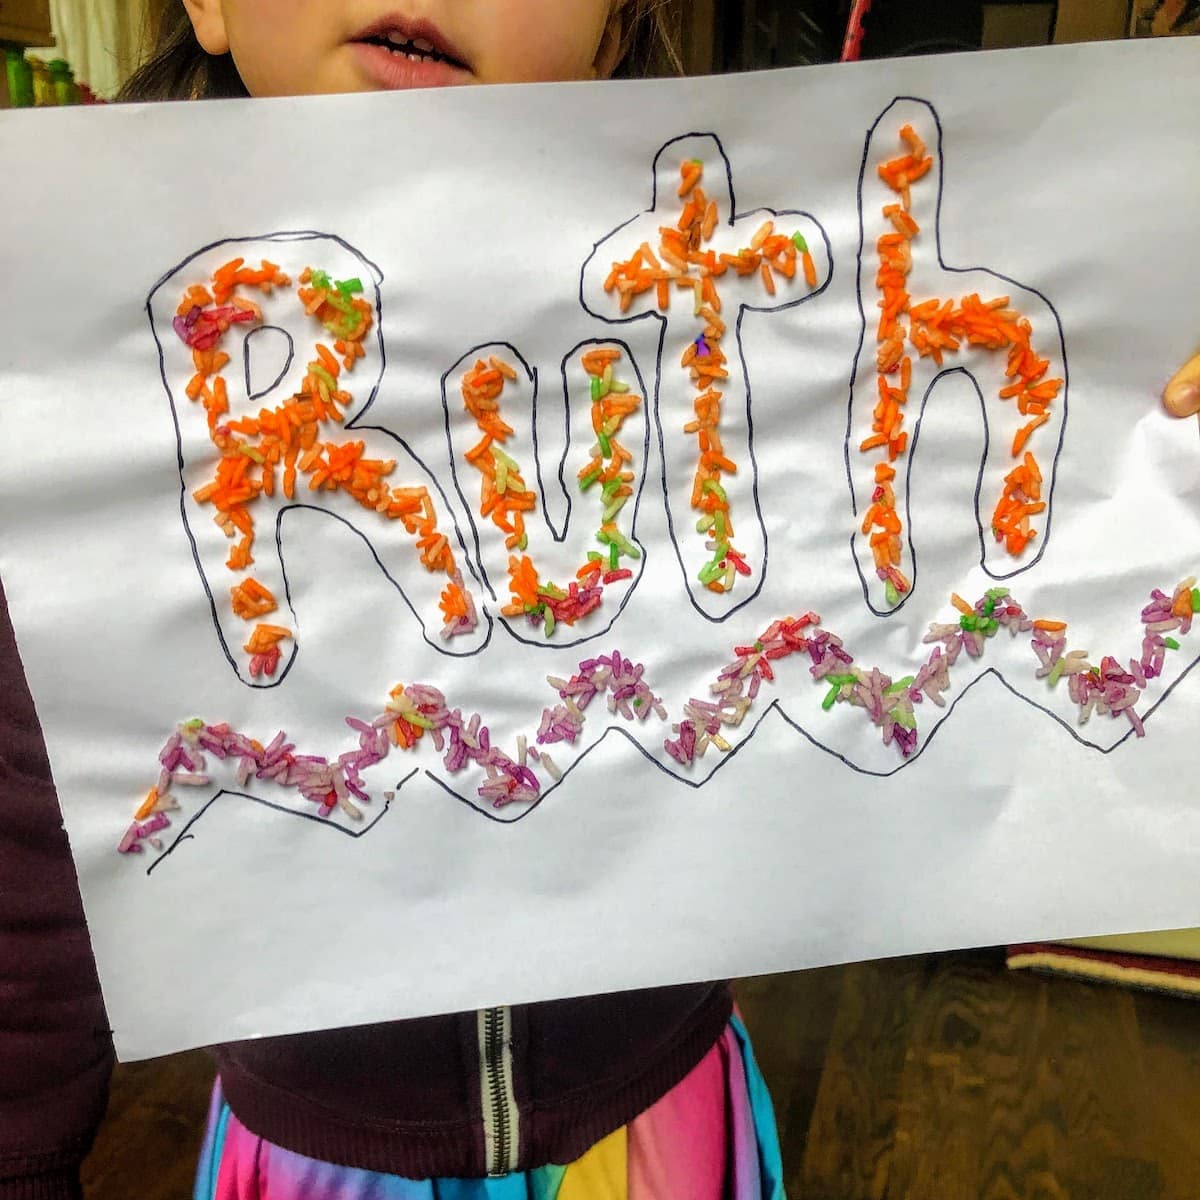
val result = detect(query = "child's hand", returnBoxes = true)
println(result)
[1164,350,1200,418]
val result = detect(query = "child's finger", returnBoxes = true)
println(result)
[1164,351,1200,417]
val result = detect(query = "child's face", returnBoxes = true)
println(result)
[185,0,626,97]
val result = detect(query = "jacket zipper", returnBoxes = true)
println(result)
[478,1005,519,1176]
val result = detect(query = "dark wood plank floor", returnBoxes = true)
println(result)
[737,950,1200,1200]
[82,949,1200,1199]
[82,1048,215,1200]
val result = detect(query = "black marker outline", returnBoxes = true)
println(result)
[145,613,1200,843]
[423,644,1200,824]
[439,338,651,650]
[147,230,494,693]
[145,769,417,875]
[243,324,294,402]
[579,132,833,624]
[136,135,1195,859]
[845,98,1069,617]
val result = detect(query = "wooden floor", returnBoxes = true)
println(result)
[82,949,1200,1199]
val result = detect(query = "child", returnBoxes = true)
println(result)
[0,4,784,1200]
[0,7,1194,1200]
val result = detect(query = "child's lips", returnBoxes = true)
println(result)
[351,40,473,90]
[348,12,471,85]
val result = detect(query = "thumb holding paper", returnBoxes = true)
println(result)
[1164,351,1200,417]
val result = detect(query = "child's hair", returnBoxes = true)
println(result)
[618,1,685,78]
[121,0,684,102]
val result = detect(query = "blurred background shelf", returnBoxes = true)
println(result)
[0,0,53,47]
[686,0,1140,73]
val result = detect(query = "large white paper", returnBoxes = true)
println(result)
[2,39,1198,1060]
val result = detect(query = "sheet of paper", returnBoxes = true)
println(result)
[1,38,1198,1060]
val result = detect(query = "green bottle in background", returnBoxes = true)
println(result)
[5,48,35,108]
[26,56,53,106]
[48,59,78,105]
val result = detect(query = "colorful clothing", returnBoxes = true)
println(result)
[195,1016,785,1200]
